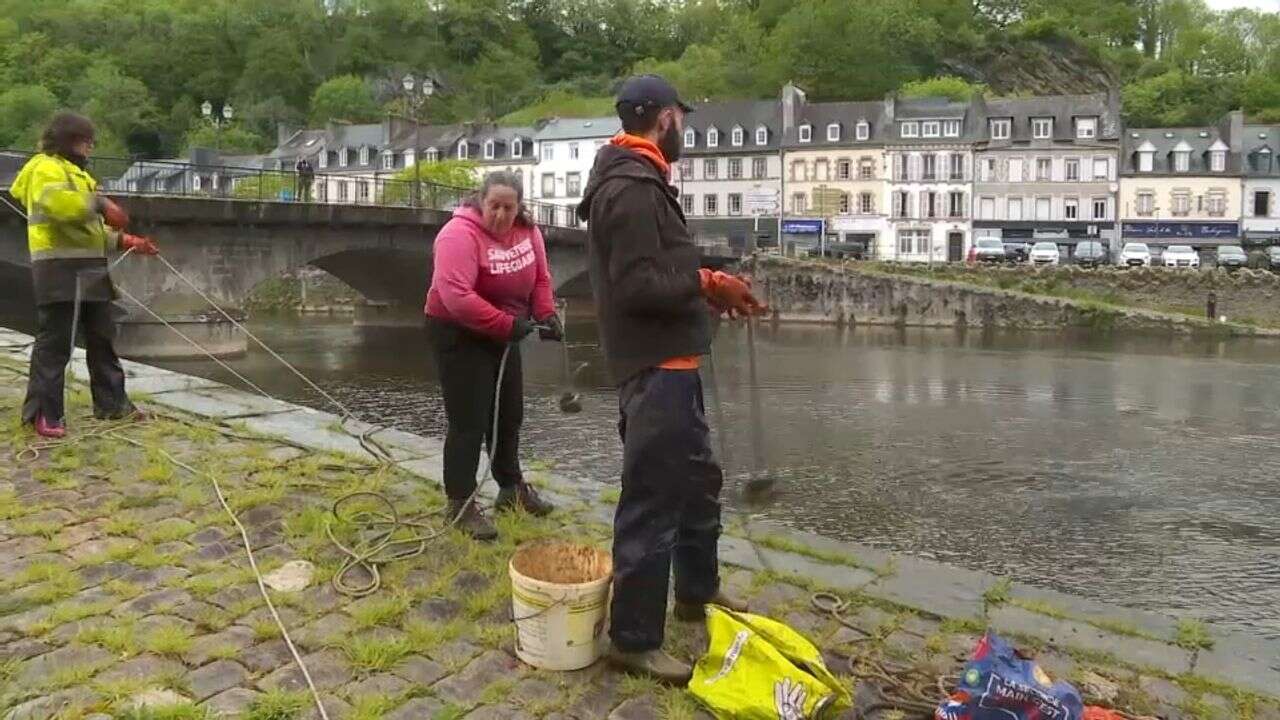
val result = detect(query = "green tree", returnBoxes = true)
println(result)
[631,45,733,102]
[383,159,480,205]
[70,61,159,157]
[183,122,267,154]
[0,84,57,150]
[899,76,986,101]
[309,75,381,125]
[237,37,315,109]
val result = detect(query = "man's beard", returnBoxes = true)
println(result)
[658,122,682,163]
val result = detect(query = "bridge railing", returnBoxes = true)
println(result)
[0,150,582,229]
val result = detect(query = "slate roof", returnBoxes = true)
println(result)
[981,93,1120,145]
[456,124,537,163]
[1121,127,1240,174]
[1242,124,1279,176]
[534,117,620,142]
[783,101,887,148]
[886,97,982,144]
[682,100,782,156]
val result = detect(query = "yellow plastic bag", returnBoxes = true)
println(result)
[689,605,852,719]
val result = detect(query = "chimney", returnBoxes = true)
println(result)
[1227,109,1244,153]
[781,82,806,134]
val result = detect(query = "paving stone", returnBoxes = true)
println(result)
[0,536,53,559]
[409,596,461,622]
[240,505,281,527]
[608,696,661,720]
[3,688,100,720]
[0,638,53,663]
[117,588,191,616]
[299,583,343,614]
[433,650,524,705]
[154,540,193,557]
[511,677,561,705]
[122,565,191,589]
[209,583,260,610]
[201,688,260,717]
[187,659,250,700]
[465,705,536,720]
[295,612,356,649]
[344,672,411,699]
[97,654,187,683]
[190,527,227,546]
[386,698,445,720]
[236,605,303,635]
[393,654,447,687]
[258,649,353,692]
[171,600,225,625]
[749,582,809,612]
[262,559,314,592]
[1033,650,1076,683]
[429,639,484,668]
[51,522,102,550]
[884,631,929,659]
[988,606,1191,676]
[783,610,826,637]
[454,570,490,592]
[1192,636,1280,697]
[79,561,135,585]
[128,688,189,710]
[194,540,238,561]
[16,644,114,685]
[241,639,296,674]
[185,625,256,666]
[302,694,351,720]
[866,555,993,622]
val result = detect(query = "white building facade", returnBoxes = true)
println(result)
[882,97,976,262]
[1242,123,1280,246]
[531,117,620,227]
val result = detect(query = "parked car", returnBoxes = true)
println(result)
[1268,246,1280,272]
[1162,245,1200,269]
[1120,243,1152,267]
[1215,245,1248,270]
[1073,241,1108,268]
[1029,242,1061,266]
[1002,242,1031,263]
[973,238,1006,263]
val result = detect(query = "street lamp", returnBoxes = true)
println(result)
[201,100,234,146]
[402,74,435,208]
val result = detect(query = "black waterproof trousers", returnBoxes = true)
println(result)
[427,317,524,502]
[22,301,133,425]
[609,367,723,652]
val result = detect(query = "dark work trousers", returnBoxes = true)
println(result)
[428,317,524,502]
[609,367,723,652]
[22,301,133,425]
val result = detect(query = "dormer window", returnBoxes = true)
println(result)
[990,119,1010,140]
[426,147,439,162]
[731,126,744,147]
[359,147,370,165]
[483,140,495,160]
[827,123,840,142]
[1174,151,1189,172]
[922,121,940,138]
[1075,117,1097,139]
[339,148,349,167]
[1032,118,1053,139]
[457,140,468,160]
[318,150,329,169]
[707,128,719,147]
[1209,140,1228,172]
[755,126,768,145]
[855,121,869,141]
[943,120,961,137]
[684,129,696,148]
[512,139,523,158]
[900,121,918,138]
[381,152,394,170]
[403,150,415,168]
[799,124,812,143]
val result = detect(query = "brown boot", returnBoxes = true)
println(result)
[446,499,498,542]
[674,589,748,622]
[607,646,693,685]
[494,482,554,517]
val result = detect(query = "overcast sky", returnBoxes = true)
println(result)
[1205,0,1278,11]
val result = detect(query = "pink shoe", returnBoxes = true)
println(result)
[34,415,66,439]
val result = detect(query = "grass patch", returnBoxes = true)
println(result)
[341,634,412,675]
[118,703,213,720]
[250,618,280,642]
[478,677,519,706]
[104,515,142,536]
[618,673,663,699]
[348,592,411,629]
[244,690,310,720]
[429,706,467,720]
[346,694,400,720]
[104,579,145,600]
[140,518,196,544]
[462,583,509,621]
[983,578,1012,607]
[141,622,194,657]
[42,663,99,690]
[11,518,61,539]
[599,488,620,504]
[0,491,27,520]
[80,620,140,656]
[1175,619,1214,651]
[940,616,986,635]
[749,533,876,572]
[3,560,75,590]
[660,688,702,720]
[475,623,512,650]
[48,597,116,625]
[404,618,466,655]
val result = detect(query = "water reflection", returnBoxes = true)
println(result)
[138,316,1280,638]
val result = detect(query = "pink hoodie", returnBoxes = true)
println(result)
[425,206,556,340]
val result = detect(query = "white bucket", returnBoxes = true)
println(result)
[509,539,613,671]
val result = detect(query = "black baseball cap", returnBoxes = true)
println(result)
[615,74,694,116]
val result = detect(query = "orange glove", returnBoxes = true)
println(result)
[98,196,129,230]
[699,269,767,317]
[119,233,159,256]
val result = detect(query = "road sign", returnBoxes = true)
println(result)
[745,187,778,215]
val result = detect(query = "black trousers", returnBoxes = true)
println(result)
[609,367,723,652]
[22,301,133,425]
[428,318,524,501]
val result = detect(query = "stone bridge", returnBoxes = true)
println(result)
[0,196,596,318]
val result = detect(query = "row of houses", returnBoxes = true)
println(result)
[120,85,1280,262]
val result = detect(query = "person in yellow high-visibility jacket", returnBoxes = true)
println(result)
[9,112,159,438]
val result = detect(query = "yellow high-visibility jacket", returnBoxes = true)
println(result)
[10,152,111,260]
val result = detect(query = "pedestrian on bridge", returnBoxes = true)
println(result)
[425,170,563,541]
[577,75,767,684]
[295,157,314,202]
[9,112,158,438]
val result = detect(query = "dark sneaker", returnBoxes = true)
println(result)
[494,482,554,517]
[607,646,693,685]
[446,499,498,542]
[34,415,66,439]
[96,404,147,422]
[674,589,749,622]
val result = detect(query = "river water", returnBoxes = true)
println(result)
[147,317,1280,638]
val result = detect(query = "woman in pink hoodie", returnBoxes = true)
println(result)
[425,171,562,540]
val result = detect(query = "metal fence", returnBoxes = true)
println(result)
[0,151,582,229]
